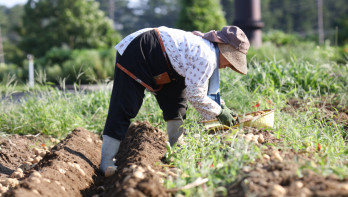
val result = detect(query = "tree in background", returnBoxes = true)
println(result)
[335,16,348,45]
[19,0,121,57]
[323,0,348,44]
[261,0,317,34]
[135,0,180,31]
[260,0,347,44]
[220,0,234,26]
[96,0,180,36]
[177,0,226,32]
[0,5,25,65]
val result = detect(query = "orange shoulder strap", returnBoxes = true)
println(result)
[154,28,175,80]
[116,63,162,93]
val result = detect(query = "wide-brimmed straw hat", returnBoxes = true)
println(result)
[192,26,250,75]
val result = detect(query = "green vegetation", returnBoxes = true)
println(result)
[0,0,121,82]
[177,0,226,32]
[0,83,112,137]
[1,0,347,86]
[0,48,116,84]
[20,0,120,57]
[1,38,347,196]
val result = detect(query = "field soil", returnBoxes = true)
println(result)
[1,122,169,197]
[225,98,348,197]
[1,128,103,196]
[226,127,348,197]
[1,104,347,197]
[0,134,48,180]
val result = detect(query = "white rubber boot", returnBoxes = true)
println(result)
[100,135,121,176]
[167,120,184,146]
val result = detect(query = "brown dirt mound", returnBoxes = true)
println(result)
[4,128,102,196]
[0,134,48,179]
[96,121,169,197]
[2,121,348,197]
[227,127,348,197]
[2,122,169,197]
[228,160,348,197]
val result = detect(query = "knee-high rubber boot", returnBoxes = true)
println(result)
[100,135,121,175]
[167,120,184,146]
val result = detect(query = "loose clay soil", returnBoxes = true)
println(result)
[1,113,347,197]
[1,122,170,197]
[226,127,348,197]
[0,134,48,180]
[1,128,103,196]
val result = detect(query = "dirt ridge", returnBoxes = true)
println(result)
[100,121,169,197]
[5,128,102,197]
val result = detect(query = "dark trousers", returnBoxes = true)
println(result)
[103,30,187,141]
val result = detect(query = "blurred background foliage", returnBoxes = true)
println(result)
[177,0,226,32]
[0,0,347,84]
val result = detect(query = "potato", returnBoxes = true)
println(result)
[262,154,270,160]
[28,177,41,184]
[32,156,42,164]
[86,137,93,143]
[271,150,283,162]
[39,150,46,157]
[0,185,8,194]
[32,148,40,156]
[30,171,42,178]
[32,189,40,195]
[42,178,51,183]
[244,134,252,142]
[269,184,286,197]
[133,170,145,179]
[258,134,265,143]
[58,168,66,174]
[4,178,19,187]
[10,171,24,179]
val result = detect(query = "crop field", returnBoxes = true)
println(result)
[0,41,347,196]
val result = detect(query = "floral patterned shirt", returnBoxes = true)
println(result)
[115,26,221,120]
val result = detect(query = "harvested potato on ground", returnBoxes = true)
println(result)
[30,171,42,178]
[263,154,270,160]
[39,150,47,157]
[0,185,8,194]
[32,156,43,164]
[269,184,286,197]
[68,162,86,176]
[4,178,19,187]
[10,171,24,179]
[258,134,265,143]
[33,148,40,156]
[272,150,283,162]
[32,189,40,195]
[28,177,41,184]
[294,181,303,189]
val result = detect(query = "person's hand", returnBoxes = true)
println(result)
[221,104,237,116]
[217,107,237,126]
[221,104,239,123]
